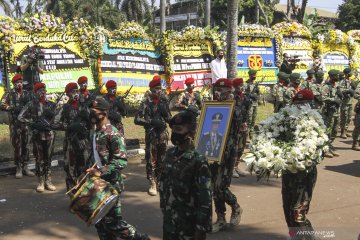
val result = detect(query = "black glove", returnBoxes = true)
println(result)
[150,118,165,130]
[31,119,51,131]
[43,109,55,121]
[67,122,83,133]
[194,230,206,240]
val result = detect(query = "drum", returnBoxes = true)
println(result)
[67,175,119,225]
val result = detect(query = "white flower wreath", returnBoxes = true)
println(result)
[245,105,329,180]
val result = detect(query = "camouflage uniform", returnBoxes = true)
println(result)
[321,73,342,156]
[92,122,146,240]
[0,90,30,171]
[273,72,290,112]
[159,147,212,239]
[352,84,360,150]
[244,80,259,138]
[18,98,56,182]
[175,90,202,110]
[104,94,127,136]
[60,100,91,190]
[339,77,354,137]
[134,95,171,183]
[282,167,318,238]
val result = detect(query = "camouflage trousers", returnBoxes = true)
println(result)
[340,104,352,130]
[247,105,258,136]
[10,123,30,167]
[273,102,284,113]
[32,132,55,178]
[282,168,317,240]
[323,113,339,144]
[210,145,239,217]
[352,113,360,141]
[95,197,137,240]
[235,130,247,168]
[63,138,90,191]
[145,132,167,182]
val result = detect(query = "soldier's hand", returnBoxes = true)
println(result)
[194,230,206,240]
[86,167,101,177]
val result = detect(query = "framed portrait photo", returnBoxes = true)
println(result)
[194,101,235,164]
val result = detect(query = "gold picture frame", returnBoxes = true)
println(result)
[194,101,235,165]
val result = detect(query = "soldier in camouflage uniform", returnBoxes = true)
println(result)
[86,98,150,240]
[231,78,249,178]
[351,83,360,151]
[273,72,290,113]
[285,73,301,105]
[301,69,315,90]
[175,77,202,110]
[103,80,127,136]
[211,78,243,233]
[244,70,260,139]
[339,68,355,139]
[134,75,172,196]
[283,90,318,240]
[159,108,212,240]
[78,76,94,107]
[322,69,342,158]
[18,82,57,192]
[0,74,34,178]
[311,71,325,111]
[59,82,91,191]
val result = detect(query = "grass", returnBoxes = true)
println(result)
[0,104,276,160]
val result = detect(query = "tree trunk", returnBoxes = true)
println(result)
[205,0,211,27]
[255,0,259,24]
[257,0,269,27]
[298,0,308,23]
[226,0,239,79]
[160,0,166,33]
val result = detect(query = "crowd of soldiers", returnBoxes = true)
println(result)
[2,52,360,239]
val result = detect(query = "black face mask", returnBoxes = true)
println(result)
[171,132,189,146]
[89,110,104,124]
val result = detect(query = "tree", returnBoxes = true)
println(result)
[0,0,12,16]
[336,0,360,32]
[120,0,150,23]
[10,0,22,18]
[226,0,239,79]
[287,0,308,23]
[45,0,61,16]
[160,0,165,33]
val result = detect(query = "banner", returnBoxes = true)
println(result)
[100,37,165,93]
[8,31,94,93]
[321,43,349,74]
[171,40,213,90]
[282,37,313,78]
[237,36,278,84]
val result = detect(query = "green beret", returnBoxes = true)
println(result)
[306,69,315,75]
[315,71,324,78]
[343,68,352,74]
[248,69,257,75]
[277,72,289,80]
[289,72,301,80]
[339,72,345,76]
[328,69,340,76]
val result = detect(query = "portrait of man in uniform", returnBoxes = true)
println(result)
[198,113,224,158]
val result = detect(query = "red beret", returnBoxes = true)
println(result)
[12,74,23,83]
[77,76,88,84]
[65,82,78,94]
[153,75,161,81]
[105,80,117,89]
[293,89,314,102]
[233,78,244,87]
[185,77,195,85]
[214,78,232,88]
[149,78,161,88]
[34,82,46,92]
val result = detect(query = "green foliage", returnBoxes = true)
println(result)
[336,0,360,32]
[303,9,335,38]
[211,0,279,30]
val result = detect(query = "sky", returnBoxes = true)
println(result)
[0,0,343,16]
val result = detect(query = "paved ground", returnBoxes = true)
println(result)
[0,138,359,240]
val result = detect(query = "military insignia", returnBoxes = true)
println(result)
[248,55,263,71]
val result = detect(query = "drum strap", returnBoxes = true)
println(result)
[93,133,103,168]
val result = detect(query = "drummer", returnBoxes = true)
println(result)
[86,97,150,240]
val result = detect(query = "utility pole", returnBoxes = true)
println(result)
[205,0,211,27]
[160,0,166,33]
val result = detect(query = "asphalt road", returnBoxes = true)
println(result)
[0,137,359,240]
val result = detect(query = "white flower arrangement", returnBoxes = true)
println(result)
[245,105,329,180]
[238,24,275,38]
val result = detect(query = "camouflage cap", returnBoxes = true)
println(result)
[248,69,257,75]
[277,72,289,80]
[306,69,315,75]
[343,68,352,74]
[328,69,340,76]
[289,72,301,80]
[315,71,324,78]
